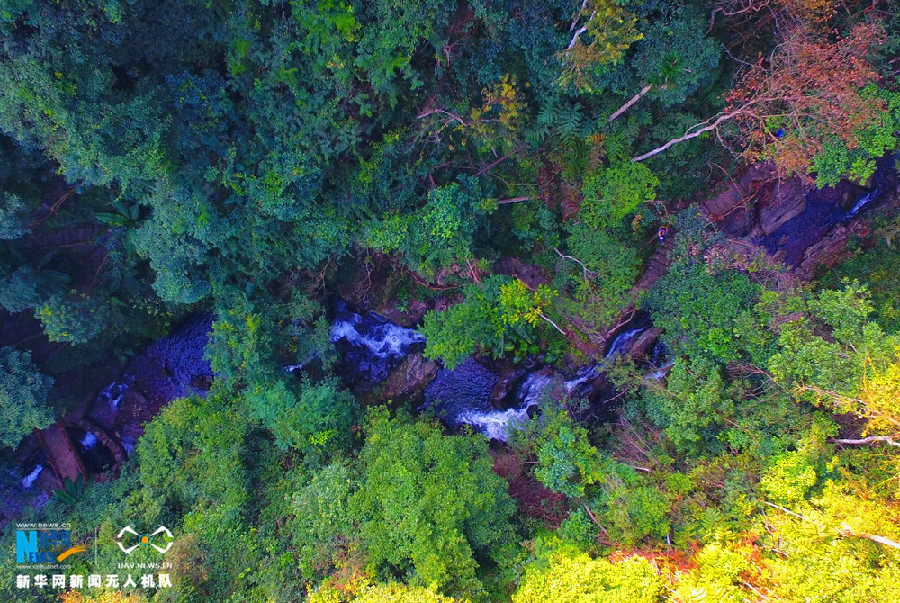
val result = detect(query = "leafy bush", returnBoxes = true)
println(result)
[0,346,54,449]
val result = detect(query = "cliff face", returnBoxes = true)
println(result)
[703,159,899,280]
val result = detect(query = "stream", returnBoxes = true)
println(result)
[11,154,897,494]
[332,304,656,442]
[757,153,898,265]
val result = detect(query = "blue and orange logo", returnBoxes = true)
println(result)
[16,529,85,563]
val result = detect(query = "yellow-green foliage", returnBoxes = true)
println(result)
[513,553,665,603]
[761,482,900,603]
[671,544,751,603]
[310,581,468,603]
[560,0,644,91]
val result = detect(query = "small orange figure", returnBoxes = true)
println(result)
[657,226,668,242]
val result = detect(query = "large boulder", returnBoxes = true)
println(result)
[378,352,438,405]
[376,299,429,328]
[758,176,806,235]
[703,163,774,236]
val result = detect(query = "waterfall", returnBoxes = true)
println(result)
[330,301,426,384]
[21,465,43,489]
[99,381,127,409]
[563,363,601,398]
[605,327,647,359]
[80,432,98,450]
[454,371,553,442]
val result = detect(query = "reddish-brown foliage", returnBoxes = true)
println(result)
[727,19,887,179]
[492,452,568,527]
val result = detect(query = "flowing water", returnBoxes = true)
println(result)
[604,326,648,360]
[330,300,426,385]
[98,380,128,409]
[80,433,97,450]
[419,325,652,441]
[758,153,898,265]
[21,464,43,489]
[448,370,554,442]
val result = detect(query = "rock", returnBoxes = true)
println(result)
[627,327,662,360]
[35,424,84,484]
[433,293,463,312]
[129,314,214,405]
[376,299,429,328]
[563,363,613,402]
[795,220,870,281]
[490,366,533,410]
[423,358,497,422]
[839,190,853,211]
[758,176,806,235]
[703,163,774,236]
[379,352,437,405]
[494,257,551,290]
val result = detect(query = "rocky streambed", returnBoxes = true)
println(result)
[8,152,898,516]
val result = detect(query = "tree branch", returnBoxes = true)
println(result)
[570,0,590,31]
[840,524,900,550]
[554,246,594,280]
[538,311,567,336]
[497,196,534,204]
[476,152,515,176]
[608,84,653,123]
[632,110,744,162]
[761,500,806,520]
[566,6,596,55]
[834,435,900,447]
[416,107,467,126]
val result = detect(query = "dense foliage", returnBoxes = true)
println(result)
[2,0,900,601]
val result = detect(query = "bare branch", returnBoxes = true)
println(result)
[633,110,744,162]
[566,23,590,53]
[608,84,653,123]
[538,311,567,336]
[566,7,597,55]
[761,500,807,520]
[840,524,900,550]
[416,107,467,126]
[624,464,651,473]
[554,246,594,280]
[497,196,534,204]
[476,152,516,176]
[834,435,900,447]
[570,0,590,31]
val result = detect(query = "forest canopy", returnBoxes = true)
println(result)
[2,0,900,601]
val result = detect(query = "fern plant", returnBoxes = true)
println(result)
[53,474,87,506]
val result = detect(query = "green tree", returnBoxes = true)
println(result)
[309,581,467,603]
[0,192,29,239]
[245,378,357,464]
[350,409,516,600]
[0,346,54,449]
[422,275,562,369]
[36,292,109,345]
[579,162,658,231]
[645,256,761,363]
[561,0,644,92]
[557,223,641,325]
[768,282,900,439]
[515,404,602,498]
[290,461,357,584]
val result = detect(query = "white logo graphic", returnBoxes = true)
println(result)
[116,526,174,554]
